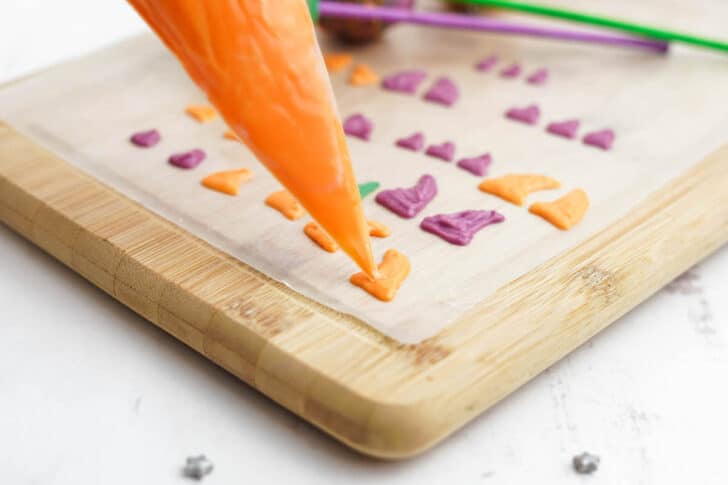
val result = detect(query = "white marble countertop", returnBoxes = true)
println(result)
[2,2,727,484]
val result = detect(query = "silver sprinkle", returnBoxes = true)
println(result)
[572,452,600,474]
[183,455,214,480]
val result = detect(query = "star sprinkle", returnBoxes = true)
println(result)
[183,455,214,480]
[572,452,600,474]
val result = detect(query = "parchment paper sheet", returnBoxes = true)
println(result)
[2,4,727,342]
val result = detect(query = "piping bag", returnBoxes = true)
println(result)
[128,0,377,277]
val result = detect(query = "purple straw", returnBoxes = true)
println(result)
[317,2,668,53]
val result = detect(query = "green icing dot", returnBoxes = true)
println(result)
[358,181,380,199]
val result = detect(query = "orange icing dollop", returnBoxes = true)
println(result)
[304,222,339,252]
[529,189,589,230]
[265,190,306,220]
[349,64,379,86]
[324,53,353,72]
[367,219,390,238]
[350,249,410,302]
[479,174,560,206]
[185,104,217,123]
[223,129,240,141]
[201,168,253,196]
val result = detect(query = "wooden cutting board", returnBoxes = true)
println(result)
[2,1,728,458]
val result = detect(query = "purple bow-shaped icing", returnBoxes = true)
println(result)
[456,153,492,177]
[500,63,521,78]
[526,68,549,85]
[130,129,160,148]
[475,55,498,72]
[168,149,206,169]
[343,113,373,141]
[395,132,425,151]
[423,77,459,107]
[425,141,455,162]
[381,70,428,94]
[546,119,580,139]
[420,210,505,246]
[583,129,615,150]
[375,174,437,218]
[506,105,540,125]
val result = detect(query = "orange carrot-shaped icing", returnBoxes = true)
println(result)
[201,168,253,196]
[185,104,217,123]
[529,189,589,230]
[304,222,339,253]
[350,249,410,302]
[479,174,560,206]
[349,64,379,86]
[265,190,306,220]
[367,219,390,238]
[324,53,353,72]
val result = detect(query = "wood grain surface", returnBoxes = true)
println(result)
[2,121,727,458]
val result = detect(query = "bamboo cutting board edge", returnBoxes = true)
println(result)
[2,121,728,459]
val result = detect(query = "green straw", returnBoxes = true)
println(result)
[457,0,728,53]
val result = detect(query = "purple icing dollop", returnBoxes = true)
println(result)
[168,149,206,169]
[395,132,425,151]
[506,105,540,125]
[526,68,549,85]
[456,153,492,177]
[375,174,437,218]
[475,55,498,72]
[583,129,615,150]
[130,129,160,148]
[420,210,505,246]
[343,113,373,141]
[425,141,455,162]
[423,77,459,107]
[546,119,580,139]
[500,63,521,78]
[381,70,428,94]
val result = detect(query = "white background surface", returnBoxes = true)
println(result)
[2,2,728,484]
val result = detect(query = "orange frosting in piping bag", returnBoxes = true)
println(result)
[128,0,377,277]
